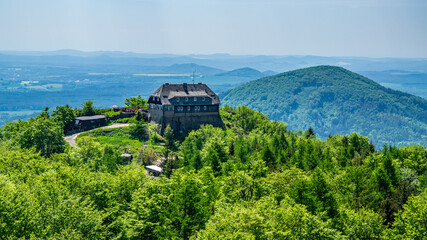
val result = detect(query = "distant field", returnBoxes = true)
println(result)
[0,110,42,127]
[133,73,193,77]
[379,82,427,99]
[1,110,42,116]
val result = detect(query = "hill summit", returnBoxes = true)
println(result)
[215,67,265,79]
[222,65,427,146]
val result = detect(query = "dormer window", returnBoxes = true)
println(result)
[185,97,188,102]
[202,97,205,101]
[194,97,197,101]
[177,98,180,102]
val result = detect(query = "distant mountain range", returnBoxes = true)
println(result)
[222,66,427,147]
[0,50,426,130]
[1,50,425,98]
[2,50,427,72]
[215,67,276,79]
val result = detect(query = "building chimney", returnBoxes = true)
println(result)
[183,83,188,92]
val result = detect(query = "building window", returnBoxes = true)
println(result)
[195,106,200,112]
[185,97,188,102]
[194,97,197,101]
[203,106,207,111]
[177,98,180,102]
[187,106,191,112]
[177,106,183,112]
[202,97,205,101]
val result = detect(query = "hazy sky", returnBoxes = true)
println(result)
[1,0,426,57]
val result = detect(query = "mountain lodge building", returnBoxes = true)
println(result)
[148,83,223,133]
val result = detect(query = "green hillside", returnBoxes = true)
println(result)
[222,65,427,146]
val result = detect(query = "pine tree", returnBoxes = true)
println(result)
[192,151,203,171]
[206,148,221,176]
[262,144,275,169]
[82,100,96,116]
[383,154,399,186]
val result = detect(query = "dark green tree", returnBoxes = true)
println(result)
[192,151,203,171]
[206,148,221,176]
[261,144,275,169]
[310,168,338,218]
[51,104,75,134]
[383,154,399,186]
[82,100,96,116]
[134,110,143,122]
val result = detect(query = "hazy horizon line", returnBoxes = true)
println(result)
[1,49,427,60]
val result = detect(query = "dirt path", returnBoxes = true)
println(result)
[64,123,130,148]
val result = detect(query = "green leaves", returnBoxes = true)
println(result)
[51,104,75,134]
[1,111,66,157]
[194,197,343,240]
[389,189,427,239]
[81,100,96,116]
[0,103,426,239]
[124,95,148,108]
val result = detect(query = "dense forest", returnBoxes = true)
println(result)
[222,66,427,147]
[0,102,426,239]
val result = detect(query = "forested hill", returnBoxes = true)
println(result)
[222,65,427,147]
[214,67,266,79]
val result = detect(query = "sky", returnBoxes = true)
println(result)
[1,0,427,58]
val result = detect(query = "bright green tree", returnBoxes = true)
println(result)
[125,95,148,108]
[388,189,427,239]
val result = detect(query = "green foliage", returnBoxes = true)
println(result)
[164,124,175,155]
[134,110,143,121]
[147,123,163,144]
[0,103,426,239]
[51,104,75,133]
[388,189,427,239]
[337,208,385,240]
[125,95,148,108]
[81,100,96,116]
[114,117,139,124]
[194,196,343,240]
[77,126,145,154]
[104,110,121,118]
[1,111,66,157]
[95,108,114,115]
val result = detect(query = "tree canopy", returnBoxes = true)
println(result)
[0,104,426,239]
[125,95,148,108]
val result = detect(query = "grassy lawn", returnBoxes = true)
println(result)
[77,126,145,153]
[96,135,142,152]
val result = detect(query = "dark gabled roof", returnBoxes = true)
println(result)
[75,115,106,121]
[149,83,220,105]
